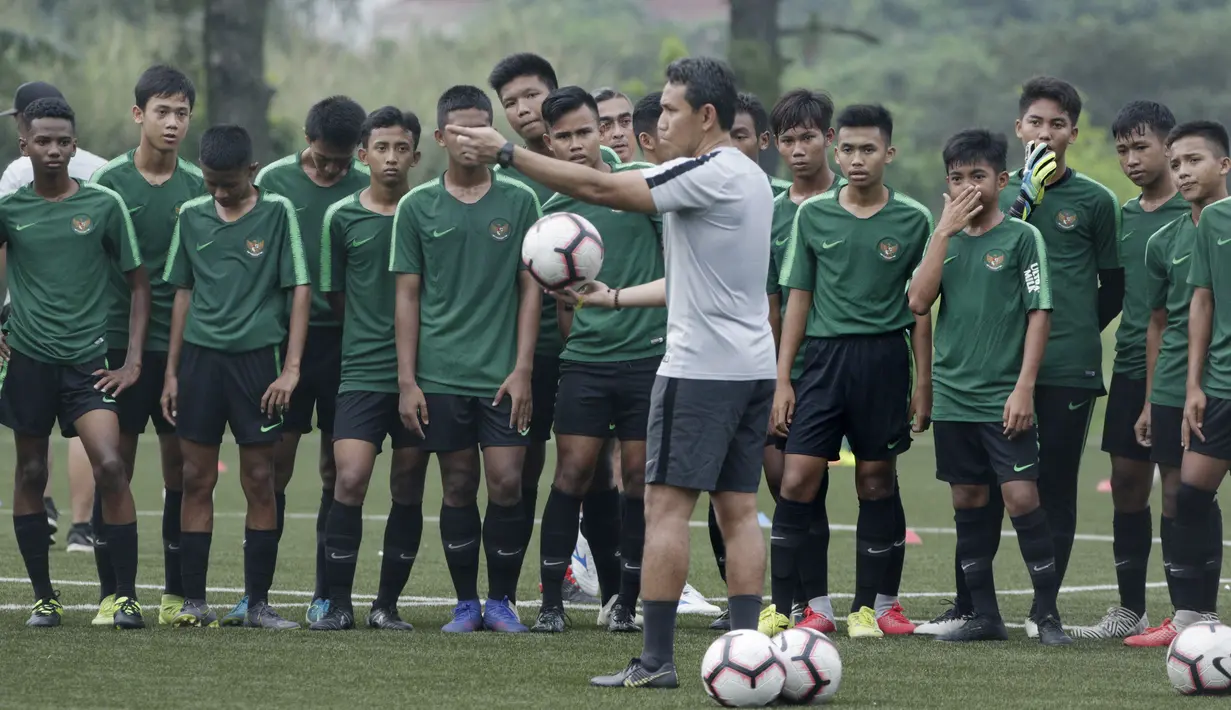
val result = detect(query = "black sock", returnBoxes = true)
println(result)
[539,487,583,608]
[275,491,287,541]
[882,479,907,596]
[799,475,830,601]
[375,502,422,609]
[483,501,526,601]
[955,507,999,618]
[640,599,678,671]
[1203,499,1223,613]
[581,484,621,603]
[14,513,53,600]
[324,501,363,612]
[180,531,212,601]
[107,522,139,600]
[852,497,895,612]
[1161,515,1179,610]
[244,528,279,606]
[313,489,331,599]
[519,481,539,567]
[618,496,645,608]
[708,501,727,583]
[771,498,811,613]
[440,503,481,601]
[729,593,761,631]
[92,494,116,599]
[1011,507,1059,619]
[1173,484,1215,612]
[163,490,184,596]
[1113,508,1151,616]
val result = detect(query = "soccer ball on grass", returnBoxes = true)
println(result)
[701,628,787,707]
[1166,621,1231,695]
[521,212,604,290]
[774,627,842,704]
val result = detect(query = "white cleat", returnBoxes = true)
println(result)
[678,582,721,615]
[1024,617,1039,639]
[598,595,617,627]
[913,602,972,637]
[571,532,600,598]
[1068,606,1146,639]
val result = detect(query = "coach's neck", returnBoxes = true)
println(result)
[692,131,733,158]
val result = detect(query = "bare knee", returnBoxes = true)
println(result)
[780,455,827,502]
[950,484,989,510]
[440,452,480,507]
[554,451,594,498]
[318,441,337,490]
[1161,467,1181,518]
[855,462,895,500]
[334,468,370,505]
[1000,480,1040,518]
[15,455,49,493]
[92,456,128,496]
[1110,458,1153,512]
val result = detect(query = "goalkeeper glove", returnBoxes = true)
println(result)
[1009,141,1059,221]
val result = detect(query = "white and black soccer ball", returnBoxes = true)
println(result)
[701,628,787,707]
[774,627,842,704]
[521,212,604,290]
[1166,621,1231,695]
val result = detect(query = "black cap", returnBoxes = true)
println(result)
[1,81,65,118]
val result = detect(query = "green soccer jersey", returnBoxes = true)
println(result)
[1001,169,1120,389]
[545,162,666,362]
[767,191,806,379]
[1114,192,1189,380]
[90,151,206,352]
[320,191,398,394]
[769,176,792,197]
[780,186,934,338]
[931,218,1052,422]
[0,180,141,364]
[388,170,542,398]
[1187,196,1231,400]
[256,154,370,327]
[163,191,310,352]
[1145,214,1198,408]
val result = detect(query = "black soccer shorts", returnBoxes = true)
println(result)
[107,348,175,436]
[1101,373,1150,462]
[332,390,421,454]
[554,357,659,440]
[283,325,341,435]
[934,420,1041,486]
[0,349,118,438]
[1150,403,1185,469]
[1186,395,1231,462]
[529,353,559,443]
[418,393,527,453]
[176,343,283,446]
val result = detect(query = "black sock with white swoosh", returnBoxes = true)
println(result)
[955,506,999,618]
[324,501,363,612]
[618,496,645,609]
[484,501,526,601]
[539,487,583,609]
[441,503,481,601]
[243,528,279,607]
[163,490,184,597]
[375,502,422,609]
[852,497,895,612]
[1012,507,1060,619]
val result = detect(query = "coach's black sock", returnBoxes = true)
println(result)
[180,531,212,601]
[275,491,287,541]
[163,490,184,596]
[1203,500,1223,613]
[14,513,53,600]
[107,521,139,600]
[1173,484,1216,612]
[244,528,279,606]
[483,501,526,602]
[92,494,116,600]
[1012,508,1060,619]
[1113,508,1151,616]
[313,489,331,599]
[581,484,621,604]
[441,503,481,601]
[1161,515,1180,610]
[323,502,363,612]
[852,497,895,612]
[375,502,422,609]
[539,487,583,608]
[770,498,811,613]
[708,502,728,583]
[882,479,907,597]
[640,600,678,671]
[955,507,999,618]
[618,496,645,608]
[729,594,762,631]
[800,475,831,602]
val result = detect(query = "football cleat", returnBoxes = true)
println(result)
[483,597,528,633]
[936,613,1008,642]
[562,567,599,605]
[678,582,720,615]
[308,607,354,631]
[877,601,916,635]
[367,607,414,631]
[244,602,301,630]
[92,594,117,627]
[790,602,806,625]
[847,606,885,639]
[306,598,331,625]
[570,533,601,598]
[1024,617,1039,639]
[26,596,63,628]
[598,595,617,627]
[709,608,731,631]
[1124,618,1177,647]
[914,599,972,636]
[608,599,641,633]
[1068,606,1146,640]
[112,596,145,630]
[796,607,837,634]
[442,599,483,633]
[159,594,185,626]
[1036,614,1073,646]
[220,595,249,627]
[758,604,791,636]
[65,523,94,553]
[590,658,679,689]
[531,605,567,633]
[171,599,219,628]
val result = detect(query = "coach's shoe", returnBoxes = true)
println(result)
[758,604,791,636]
[914,600,972,636]
[308,606,354,631]
[531,605,567,633]
[171,599,219,628]
[877,602,916,635]
[442,600,483,633]
[1124,618,1177,647]
[159,594,185,626]
[367,606,414,631]
[220,595,249,627]
[484,597,529,633]
[591,658,679,689]
[112,597,145,630]
[847,606,885,639]
[679,582,721,615]
[92,594,117,627]
[66,523,94,552]
[796,607,837,634]
[608,599,641,633]
[936,613,1008,642]
[562,567,599,605]
[26,596,63,628]
[709,608,731,631]
[1069,606,1146,640]
[244,602,301,630]
[1036,614,1073,646]
[306,598,331,625]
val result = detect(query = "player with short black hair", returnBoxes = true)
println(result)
[223,95,369,627]
[594,87,635,163]
[731,92,775,175]
[162,124,311,630]
[89,64,204,627]
[908,128,1071,645]
[772,103,932,639]
[391,85,542,634]
[0,97,151,628]
[309,106,426,632]
[633,91,663,164]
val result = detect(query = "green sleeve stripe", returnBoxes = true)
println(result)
[542,192,566,212]
[891,190,936,232]
[388,181,436,270]
[1074,171,1123,238]
[89,152,132,184]
[617,161,655,170]
[177,158,204,178]
[319,194,354,292]
[772,190,790,206]
[770,177,793,191]
[83,182,141,268]
[255,154,298,187]
[1144,219,1178,260]
[600,145,622,165]
[495,173,544,217]
[1014,218,1052,310]
[161,196,211,282]
[779,195,827,284]
[265,192,309,284]
[351,158,370,175]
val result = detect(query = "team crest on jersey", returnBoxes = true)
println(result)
[877,238,900,261]
[1055,209,1078,231]
[245,238,265,257]
[984,249,1007,271]
[489,218,511,241]
[71,214,93,235]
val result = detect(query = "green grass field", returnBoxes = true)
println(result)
[0,394,1227,708]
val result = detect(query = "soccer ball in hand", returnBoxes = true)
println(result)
[1166,621,1231,695]
[521,212,604,290]
[774,628,842,704]
[701,629,787,707]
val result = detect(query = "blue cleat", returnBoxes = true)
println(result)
[306,598,331,624]
[441,599,483,633]
[220,595,249,627]
[484,597,529,633]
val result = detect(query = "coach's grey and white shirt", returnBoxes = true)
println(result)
[643,146,776,381]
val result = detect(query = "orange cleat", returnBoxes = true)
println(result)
[1124,618,1178,647]
[877,602,916,635]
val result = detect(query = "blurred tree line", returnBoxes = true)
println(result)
[2,0,1230,209]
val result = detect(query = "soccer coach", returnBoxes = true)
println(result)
[450,56,776,690]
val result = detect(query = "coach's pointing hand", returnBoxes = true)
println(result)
[446,125,506,164]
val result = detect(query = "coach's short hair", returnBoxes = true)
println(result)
[199,125,252,171]
[665,57,737,131]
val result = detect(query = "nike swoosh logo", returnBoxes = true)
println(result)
[770,536,785,541]
[432,227,455,238]
[352,236,376,248]
[1114,559,1130,568]
[544,560,566,567]
[961,562,976,571]
[626,669,673,688]
[1067,400,1086,411]
[167,544,180,551]
[1119,230,1134,242]
[398,553,416,561]
[496,548,524,557]
[774,236,790,246]
[944,255,958,264]
[866,546,893,555]
[197,240,215,251]
[1013,462,1036,472]
[447,541,475,551]
[624,564,641,571]
[296,207,308,212]
[1032,563,1054,572]
[1173,253,1191,265]
[822,240,843,249]
[260,420,281,432]
[128,206,144,214]
[102,395,116,404]
[14,222,41,231]
[1219,237,1231,246]
[329,552,356,561]
[886,440,900,450]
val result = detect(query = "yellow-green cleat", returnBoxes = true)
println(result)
[113,596,145,630]
[847,606,885,638]
[91,594,116,627]
[159,594,185,626]
[27,596,63,627]
[757,603,791,636]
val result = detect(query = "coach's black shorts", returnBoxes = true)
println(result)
[529,354,559,442]
[1150,403,1185,468]
[332,390,421,454]
[785,333,912,461]
[0,349,117,438]
[177,343,283,446]
[646,376,774,493]
[283,325,341,435]
[1187,395,1231,462]
[934,420,1041,486]
[1101,373,1150,461]
[106,348,175,436]
[554,356,658,440]
[419,393,526,453]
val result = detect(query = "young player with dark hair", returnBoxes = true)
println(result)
[88,64,204,627]
[0,97,150,628]
[731,92,777,180]
[528,86,663,634]
[594,87,635,163]
[391,85,542,633]
[1000,76,1123,638]
[633,91,663,164]
[163,124,310,630]
[772,104,931,639]
[310,106,426,632]
[908,128,1071,645]
[1071,100,1188,639]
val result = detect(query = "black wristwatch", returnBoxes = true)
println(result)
[497,141,516,168]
